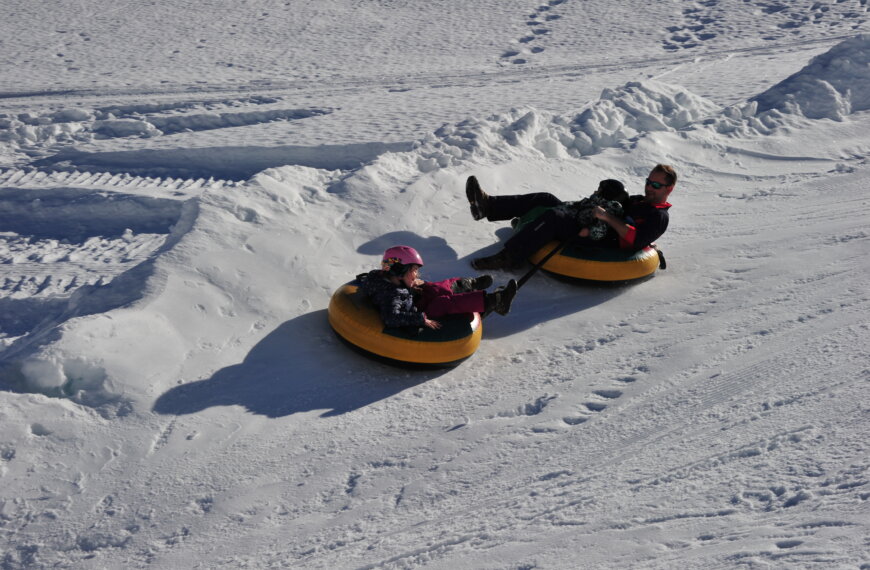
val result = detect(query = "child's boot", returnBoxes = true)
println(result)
[453,274,493,293]
[483,279,518,316]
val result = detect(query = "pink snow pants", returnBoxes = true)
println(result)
[418,278,484,318]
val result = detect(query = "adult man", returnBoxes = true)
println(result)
[467,165,677,270]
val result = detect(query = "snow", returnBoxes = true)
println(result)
[1,1,869,568]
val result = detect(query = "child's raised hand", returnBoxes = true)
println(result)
[578,227,590,237]
[423,317,442,330]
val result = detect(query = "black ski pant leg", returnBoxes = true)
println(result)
[485,192,564,222]
[502,207,583,261]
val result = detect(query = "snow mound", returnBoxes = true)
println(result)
[700,35,870,137]
[0,164,339,411]
[0,184,198,411]
[564,81,719,153]
[751,34,870,120]
[414,80,718,170]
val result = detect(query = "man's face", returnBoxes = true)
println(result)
[644,171,674,204]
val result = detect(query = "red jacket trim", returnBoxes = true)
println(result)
[619,225,638,249]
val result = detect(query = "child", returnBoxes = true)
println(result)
[358,245,518,330]
[562,178,630,240]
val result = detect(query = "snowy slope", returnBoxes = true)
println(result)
[1,1,869,568]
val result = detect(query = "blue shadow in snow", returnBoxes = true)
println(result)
[34,141,413,182]
[357,230,464,278]
[479,277,636,339]
[457,226,639,338]
[152,310,448,418]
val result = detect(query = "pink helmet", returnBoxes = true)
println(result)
[382,245,424,275]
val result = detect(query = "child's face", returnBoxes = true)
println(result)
[401,265,420,287]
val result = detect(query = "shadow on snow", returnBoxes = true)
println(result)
[458,227,636,338]
[153,228,643,418]
[34,141,413,182]
[152,309,448,419]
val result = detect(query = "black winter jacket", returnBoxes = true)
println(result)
[622,196,671,250]
[357,270,426,329]
[556,195,625,241]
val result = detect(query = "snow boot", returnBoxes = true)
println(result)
[484,279,518,316]
[466,175,490,221]
[472,249,521,271]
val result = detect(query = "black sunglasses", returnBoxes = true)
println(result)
[645,178,669,190]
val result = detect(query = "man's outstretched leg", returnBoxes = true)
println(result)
[472,207,581,270]
[466,176,562,222]
[465,175,571,270]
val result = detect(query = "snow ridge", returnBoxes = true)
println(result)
[415,36,870,163]
[4,30,869,405]
[415,80,719,170]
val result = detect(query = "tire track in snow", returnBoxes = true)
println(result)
[0,167,237,192]
[332,233,865,534]
[344,386,862,569]
[2,96,331,177]
[284,162,870,566]
[288,303,867,568]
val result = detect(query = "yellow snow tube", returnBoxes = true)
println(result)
[328,280,482,367]
[529,242,661,282]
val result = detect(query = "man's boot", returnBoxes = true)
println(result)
[472,249,520,271]
[466,176,490,221]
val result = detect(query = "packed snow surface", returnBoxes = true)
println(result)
[1,1,868,568]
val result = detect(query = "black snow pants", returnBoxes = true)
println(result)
[486,192,612,260]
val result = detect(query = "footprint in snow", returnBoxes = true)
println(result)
[500,0,565,65]
[593,389,623,399]
[562,387,625,425]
